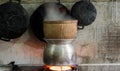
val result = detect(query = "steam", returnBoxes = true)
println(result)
[44,3,72,21]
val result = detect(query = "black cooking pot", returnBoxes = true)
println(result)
[71,0,97,29]
[0,0,29,41]
[30,2,69,42]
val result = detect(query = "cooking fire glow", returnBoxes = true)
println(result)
[46,65,72,71]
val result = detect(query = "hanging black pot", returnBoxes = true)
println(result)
[71,0,97,29]
[0,0,29,41]
[30,1,70,42]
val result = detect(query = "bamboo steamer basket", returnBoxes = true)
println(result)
[43,20,78,39]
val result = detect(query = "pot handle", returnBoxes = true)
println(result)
[8,61,21,71]
[78,25,84,30]
[43,0,61,3]
[57,0,61,4]
[77,21,84,30]
[9,0,21,4]
[81,0,91,2]
[0,37,10,41]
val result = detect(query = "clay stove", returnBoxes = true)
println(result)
[43,20,78,71]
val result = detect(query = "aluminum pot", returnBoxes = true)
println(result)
[43,39,77,66]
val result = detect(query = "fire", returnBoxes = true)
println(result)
[46,65,72,71]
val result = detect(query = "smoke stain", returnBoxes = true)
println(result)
[98,24,120,63]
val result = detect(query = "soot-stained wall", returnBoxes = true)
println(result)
[0,0,119,65]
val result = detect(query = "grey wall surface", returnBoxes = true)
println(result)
[0,0,120,71]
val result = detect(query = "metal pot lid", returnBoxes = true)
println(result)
[0,0,29,41]
[71,0,97,29]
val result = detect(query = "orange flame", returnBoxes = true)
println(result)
[46,65,72,71]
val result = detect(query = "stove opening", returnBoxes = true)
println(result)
[46,65,73,71]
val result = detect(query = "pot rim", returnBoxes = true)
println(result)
[43,20,78,24]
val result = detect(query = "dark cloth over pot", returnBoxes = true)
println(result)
[0,0,29,41]
[30,2,69,42]
[71,1,97,29]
